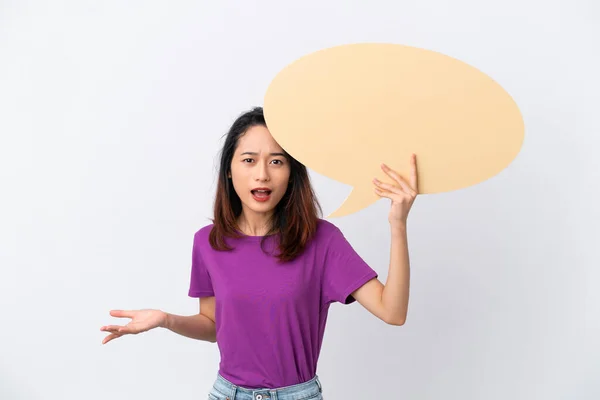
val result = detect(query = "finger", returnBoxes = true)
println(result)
[117,326,134,334]
[102,333,122,345]
[100,325,124,333]
[110,310,134,318]
[373,187,401,201]
[372,178,403,195]
[410,154,419,193]
[374,187,413,204]
[381,164,415,195]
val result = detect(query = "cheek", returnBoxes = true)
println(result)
[229,167,247,185]
[231,179,247,195]
[275,174,290,188]
[280,167,291,183]
[229,174,245,194]
[278,175,292,193]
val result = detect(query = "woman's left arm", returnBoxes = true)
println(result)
[351,154,418,326]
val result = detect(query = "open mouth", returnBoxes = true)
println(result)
[251,189,272,202]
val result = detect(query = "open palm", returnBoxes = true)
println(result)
[100,309,166,345]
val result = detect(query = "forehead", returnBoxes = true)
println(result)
[235,125,284,153]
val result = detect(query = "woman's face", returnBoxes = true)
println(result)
[229,125,291,219]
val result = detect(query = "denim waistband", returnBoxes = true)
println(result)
[211,372,323,400]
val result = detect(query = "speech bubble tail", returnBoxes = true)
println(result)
[325,187,377,219]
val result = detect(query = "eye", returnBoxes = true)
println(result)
[271,159,283,165]
[242,158,254,163]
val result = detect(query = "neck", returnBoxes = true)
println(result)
[237,210,274,236]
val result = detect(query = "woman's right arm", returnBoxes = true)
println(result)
[101,297,216,344]
[163,313,216,342]
[164,297,216,342]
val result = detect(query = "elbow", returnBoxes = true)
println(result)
[385,314,407,326]
[205,334,217,343]
[387,319,406,326]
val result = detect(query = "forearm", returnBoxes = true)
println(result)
[381,223,411,325]
[163,313,217,343]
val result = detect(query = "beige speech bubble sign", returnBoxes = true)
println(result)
[263,43,525,218]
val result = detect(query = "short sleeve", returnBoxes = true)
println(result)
[322,225,378,305]
[188,232,215,297]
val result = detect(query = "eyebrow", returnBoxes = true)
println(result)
[240,151,286,157]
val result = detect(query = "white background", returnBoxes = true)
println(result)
[1,1,599,399]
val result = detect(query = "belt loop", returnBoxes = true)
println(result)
[315,375,322,392]
[230,384,237,400]
[270,389,277,400]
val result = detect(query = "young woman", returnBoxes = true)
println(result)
[100,107,418,399]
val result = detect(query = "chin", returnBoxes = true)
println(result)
[244,197,281,214]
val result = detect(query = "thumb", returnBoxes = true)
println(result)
[110,310,135,318]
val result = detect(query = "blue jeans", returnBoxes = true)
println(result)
[208,373,324,400]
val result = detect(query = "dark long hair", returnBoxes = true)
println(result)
[208,106,322,262]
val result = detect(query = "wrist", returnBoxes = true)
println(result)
[161,311,171,330]
[390,221,407,234]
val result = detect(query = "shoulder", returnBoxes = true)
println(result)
[313,218,345,244]
[193,223,214,244]
[316,218,339,233]
[314,218,359,254]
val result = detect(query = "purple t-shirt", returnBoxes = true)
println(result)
[188,218,378,389]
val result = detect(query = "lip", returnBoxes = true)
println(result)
[251,187,272,202]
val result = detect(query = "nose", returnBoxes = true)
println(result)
[254,160,270,182]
